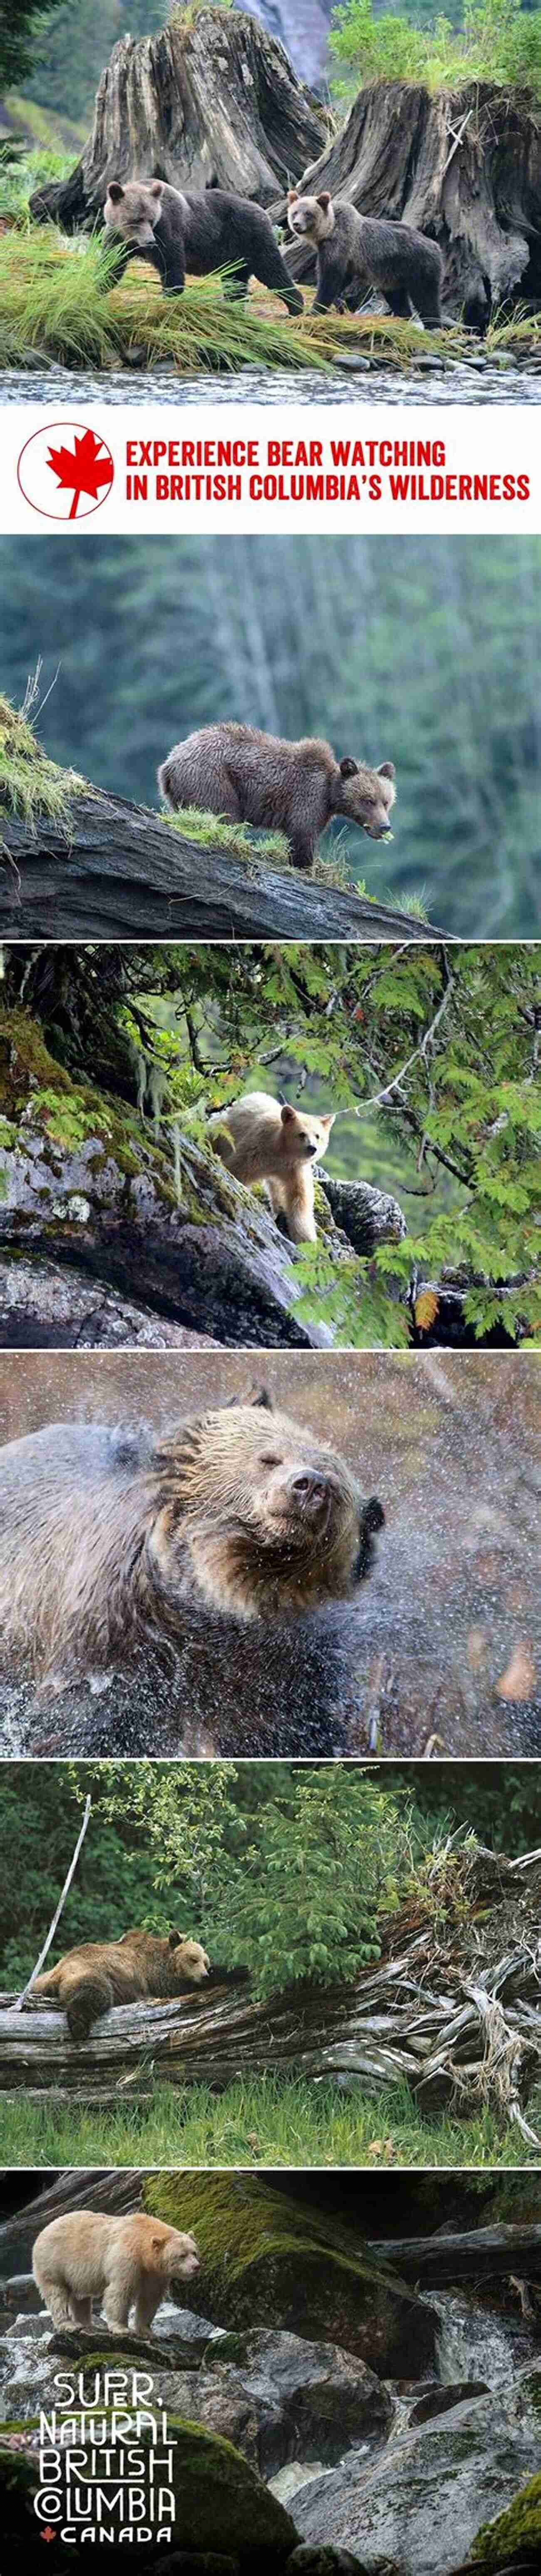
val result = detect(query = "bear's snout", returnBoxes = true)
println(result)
[290,1469,338,1524]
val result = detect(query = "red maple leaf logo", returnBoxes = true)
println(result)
[41,2529,57,2542]
[46,427,114,519]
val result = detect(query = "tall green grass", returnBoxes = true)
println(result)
[0,2074,537,2171]
[330,0,541,97]
[0,228,321,376]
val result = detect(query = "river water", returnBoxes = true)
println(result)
[2,360,541,405]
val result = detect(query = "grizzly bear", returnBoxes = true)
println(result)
[0,1392,385,1693]
[158,723,396,874]
[287,190,443,325]
[104,177,303,312]
[33,2209,200,2335]
[210,1091,335,1243]
[32,1927,210,2043]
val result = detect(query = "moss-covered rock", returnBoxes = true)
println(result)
[470,2468,541,2566]
[0,2415,297,2566]
[143,2175,437,2377]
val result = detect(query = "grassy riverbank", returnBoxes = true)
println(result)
[1,224,540,380]
[0,2070,539,2171]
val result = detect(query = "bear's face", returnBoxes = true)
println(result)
[146,1397,385,1619]
[337,757,396,841]
[287,189,335,245]
[104,178,164,248]
[280,1104,335,1164]
[160,2228,201,2284]
[168,1934,210,1987]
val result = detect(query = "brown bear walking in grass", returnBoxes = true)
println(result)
[287,190,443,325]
[33,2209,200,2335]
[104,176,303,311]
[158,722,396,874]
[32,1927,210,2042]
[210,1091,335,1243]
[0,1393,385,1692]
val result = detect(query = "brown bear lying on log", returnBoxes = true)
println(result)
[158,722,396,875]
[0,1390,385,1695]
[287,189,443,324]
[32,1928,210,2042]
[104,176,303,311]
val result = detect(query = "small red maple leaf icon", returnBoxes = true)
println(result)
[47,427,114,519]
[41,2528,57,2542]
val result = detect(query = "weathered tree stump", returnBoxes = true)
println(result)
[282,80,541,323]
[29,13,330,228]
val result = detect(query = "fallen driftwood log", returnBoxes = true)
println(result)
[1,1851,539,2139]
[29,15,329,226]
[282,79,541,324]
[365,2224,541,2283]
[0,788,437,943]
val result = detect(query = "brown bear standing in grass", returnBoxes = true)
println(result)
[33,2209,200,2335]
[0,1393,385,1693]
[287,190,443,325]
[210,1091,335,1243]
[104,176,303,311]
[158,722,396,874]
[32,1928,210,2042]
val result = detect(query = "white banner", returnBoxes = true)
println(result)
[3,400,539,533]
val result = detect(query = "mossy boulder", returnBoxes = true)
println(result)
[0,2416,297,2566]
[470,2468,541,2566]
[143,2175,437,2377]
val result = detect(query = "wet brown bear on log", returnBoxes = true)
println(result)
[32,1929,210,2043]
[0,1392,385,1696]
[158,723,396,875]
[287,190,443,324]
[104,176,303,311]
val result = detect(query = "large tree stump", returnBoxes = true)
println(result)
[283,79,541,323]
[29,12,330,228]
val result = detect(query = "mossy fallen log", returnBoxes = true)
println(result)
[0,1851,539,2140]
[283,79,541,325]
[29,14,329,227]
[0,783,437,944]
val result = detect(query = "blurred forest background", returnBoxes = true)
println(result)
[2,1756,541,1993]
[1,534,539,936]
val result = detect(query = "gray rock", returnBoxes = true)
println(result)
[291,2379,541,2574]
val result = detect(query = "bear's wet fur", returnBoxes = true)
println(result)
[104,176,303,310]
[288,189,443,324]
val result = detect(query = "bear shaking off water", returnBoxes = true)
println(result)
[158,723,396,876]
[0,1391,385,1695]
[33,2209,200,2336]
[104,176,303,313]
[287,190,443,325]
[210,1091,335,1244]
[32,1928,210,2043]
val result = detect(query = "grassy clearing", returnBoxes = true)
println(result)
[1,224,539,379]
[0,2072,536,2169]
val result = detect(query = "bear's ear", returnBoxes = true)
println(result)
[150,179,163,199]
[287,188,298,204]
[339,756,359,780]
[378,761,395,780]
[107,180,124,202]
[317,191,331,211]
[280,1103,297,1125]
[248,1385,274,1413]
[320,1113,336,1131]
[168,1928,185,1949]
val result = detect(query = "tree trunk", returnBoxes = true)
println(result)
[282,79,541,324]
[29,14,330,227]
[365,2224,541,2283]
[0,787,437,943]
[0,1852,539,2139]
[0,1256,219,1349]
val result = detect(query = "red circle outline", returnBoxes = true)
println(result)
[17,420,114,522]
